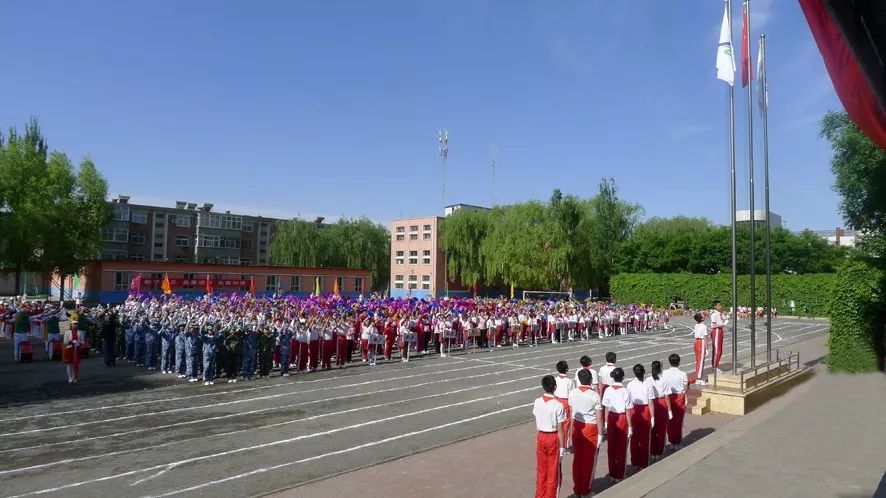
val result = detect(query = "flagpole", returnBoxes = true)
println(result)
[727,0,739,375]
[760,33,772,362]
[744,0,757,370]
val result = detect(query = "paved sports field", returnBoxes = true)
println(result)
[0,317,827,498]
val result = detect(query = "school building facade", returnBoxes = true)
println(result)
[78,261,371,304]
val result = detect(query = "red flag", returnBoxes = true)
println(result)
[161,273,172,295]
[249,276,256,295]
[741,1,753,87]
[205,274,214,295]
[129,274,142,296]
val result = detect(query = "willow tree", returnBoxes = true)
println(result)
[439,208,491,288]
[269,219,323,268]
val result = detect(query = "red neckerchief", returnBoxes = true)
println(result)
[542,393,557,403]
[578,386,591,393]
[611,383,623,390]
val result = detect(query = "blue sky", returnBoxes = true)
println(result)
[1,0,843,230]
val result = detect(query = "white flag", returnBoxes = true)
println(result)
[756,40,767,114]
[716,1,736,86]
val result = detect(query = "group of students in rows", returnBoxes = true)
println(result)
[533,352,689,498]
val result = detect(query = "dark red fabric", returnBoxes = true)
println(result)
[799,0,886,149]
[741,2,753,88]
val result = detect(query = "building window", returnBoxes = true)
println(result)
[197,234,220,248]
[407,274,418,290]
[112,204,130,221]
[395,251,404,265]
[241,259,252,265]
[129,253,144,262]
[202,258,215,264]
[242,221,254,232]
[242,240,252,250]
[131,210,147,224]
[129,232,145,244]
[408,250,418,265]
[154,232,165,241]
[221,215,242,230]
[155,213,166,219]
[175,215,191,227]
[394,274,404,290]
[396,234,405,241]
[396,226,405,233]
[113,272,131,292]
[423,232,431,240]
[174,256,187,263]
[290,276,300,292]
[259,240,267,247]
[421,274,431,290]
[153,253,163,261]
[101,248,127,260]
[175,235,190,247]
[409,225,418,232]
[153,242,163,248]
[220,237,241,249]
[218,256,240,265]
[266,275,278,292]
[423,224,431,231]
[183,273,195,289]
[259,258,267,265]
[409,233,418,240]
[102,227,129,243]
[354,277,363,293]
[422,250,431,264]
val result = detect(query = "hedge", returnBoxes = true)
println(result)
[826,261,885,373]
[609,273,835,317]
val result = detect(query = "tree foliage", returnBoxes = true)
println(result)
[440,179,640,292]
[826,260,884,372]
[0,119,110,294]
[821,111,886,258]
[270,217,390,290]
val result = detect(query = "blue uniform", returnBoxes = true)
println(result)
[174,328,187,375]
[277,328,293,375]
[159,325,175,372]
[124,318,136,363]
[202,332,219,382]
[184,329,199,380]
[144,321,159,369]
[134,321,147,366]
[241,329,257,380]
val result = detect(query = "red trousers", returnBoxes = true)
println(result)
[361,338,369,361]
[296,342,308,371]
[651,397,669,456]
[571,420,599,496]
[606,412,628,480]
[321,339,334,369]
[289,338,297,365]
[335,336,348,366]
[630,404,651,468]
[273,345,280,365]
[711,327,724,369]
[535,431,561,498]
[308,340,319,370]
[384,336,395,359]
[667,393,686,445]
[496,325,504,345]
[556,398,572,441]
[694,338,707,380]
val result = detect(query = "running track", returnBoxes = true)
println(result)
[0,317,828,497]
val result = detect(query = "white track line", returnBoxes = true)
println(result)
[6,389,537,498]
[144,403,531,498]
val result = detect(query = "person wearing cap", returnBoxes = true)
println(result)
[184,321,200,382]
[257,324,274,378]
[533,374,567,498]
[159,317,175,373]
[601,367,632,483]
[134,315,147,367]
[201,323,220,385]
[276,319,293,377]
[240,321,258,381]
[174,321,187,378]
[144,316,160,371]
[568,367,604,498]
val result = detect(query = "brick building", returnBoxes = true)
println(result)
[102,195,278,266]
[81,261,370,304]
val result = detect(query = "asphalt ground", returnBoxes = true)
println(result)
[0,317,829,498]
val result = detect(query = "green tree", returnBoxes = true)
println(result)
[440,208,491,289]
[584,178,642,292]
[269,219,323,269]
[821,110,886,257]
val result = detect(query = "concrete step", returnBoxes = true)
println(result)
[689,396,710,415]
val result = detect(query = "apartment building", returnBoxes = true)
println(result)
[102,196,277,266]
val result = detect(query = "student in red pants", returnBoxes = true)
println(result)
[533,375,566,498]
[334,321,349,368]
[383,316,397,361]
[307,320,320,372]
[648,360,673,461]
[321,322,334,370]
[296,326,309,373]
[626,364,654,469]
[568,368,603,498]
[662,353,688,450]
[601,367,631,483]
[709,301,729,373]
[691,312,709,386]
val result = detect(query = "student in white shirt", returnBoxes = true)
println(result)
[627,364,655,469]
[601,367,631,483]
[533,375,566,498]
[648,360,673,461]
[691,312,709,385]
[568,368,603,498]
[553,360,575,443]
[598,352,617,399]
[661,353,689,449]
[709,300,729,373]
[574,355,600,396]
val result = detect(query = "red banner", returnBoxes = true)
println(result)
[141,278,249,288]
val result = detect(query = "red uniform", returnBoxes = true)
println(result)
[711,326,724,369]
[383,320,396,360]
[651,397,669,457]
[533,395,565,498]
[602,383,629,480]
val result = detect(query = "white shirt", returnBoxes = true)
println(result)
[710,310,728,329]
[647,376,669,399]
[532,394,566,432]
[568,386,602,423]
[601,383,630,414]
[574,366,599,387]
[661,367,688,394]
[627,378,654,406]
[693,323,709,339]
[553,374,575,399]
[598,363,616,386]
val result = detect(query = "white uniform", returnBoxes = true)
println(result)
[568,386,602,424]
[553,373,575,399]
[598,363,616,388]
[533,394,566,432]
[627,378,654,407]
[661,367,688,394]
[574,366,599,388]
